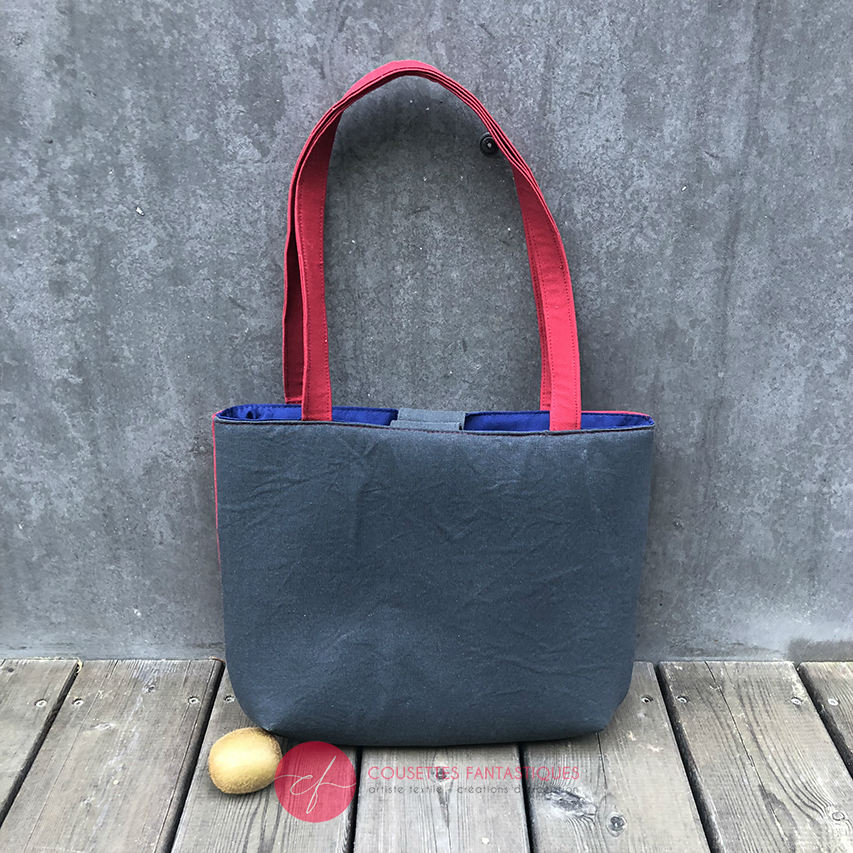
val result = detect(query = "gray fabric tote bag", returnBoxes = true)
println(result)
[212,61,655,746]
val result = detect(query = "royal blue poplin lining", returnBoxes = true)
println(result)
[216,404,653,432]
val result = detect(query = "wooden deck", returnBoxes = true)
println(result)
[1,660,852,852]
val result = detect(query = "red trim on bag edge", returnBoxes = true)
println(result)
[211,415,222,567]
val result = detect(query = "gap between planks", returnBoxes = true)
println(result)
[172,668,358,853]
[0,659,222,853]
[799,661,853,775]
[0,658,79,825]
[524,661,709,853]
[659,660,853,853]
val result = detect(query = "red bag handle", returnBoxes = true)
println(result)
[283,61,581,430]
[283,63,558,410]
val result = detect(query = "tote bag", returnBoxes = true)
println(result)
[213,61,654,746]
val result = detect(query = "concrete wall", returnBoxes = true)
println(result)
[2,0,850,660]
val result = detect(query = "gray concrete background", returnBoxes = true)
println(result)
[1,0,850,660]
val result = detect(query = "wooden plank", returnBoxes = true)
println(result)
[172,669,357,852]
[0,658,78,822]
[800,662,853,774]
[660,660,853,853]
[0,659,220,853]
[354,744,529,852]
[523,661,709,852]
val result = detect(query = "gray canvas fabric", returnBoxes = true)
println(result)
[213,417,654,746]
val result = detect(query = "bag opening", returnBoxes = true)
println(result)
[215,404,653,432]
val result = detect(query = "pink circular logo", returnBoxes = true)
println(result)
[274,741,357,822]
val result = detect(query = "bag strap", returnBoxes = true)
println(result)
[283,60,581,430]
[283,62,557,409]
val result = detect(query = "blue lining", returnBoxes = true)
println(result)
[216,404,653,432]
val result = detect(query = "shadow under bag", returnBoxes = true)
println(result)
[212,61,655,746]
